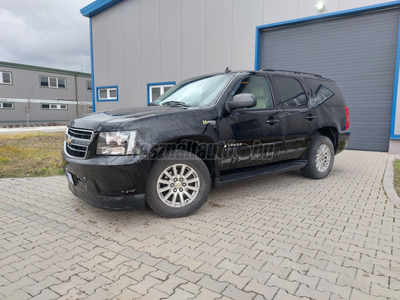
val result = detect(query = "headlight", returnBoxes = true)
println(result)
[96,131,137,155]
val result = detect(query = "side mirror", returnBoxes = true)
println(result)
[226,93,257,112]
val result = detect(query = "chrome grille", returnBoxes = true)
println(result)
[66,144,87,158]
[65,127,94,159]
[68,128,93,140]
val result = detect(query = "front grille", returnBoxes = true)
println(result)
[68,128,93,140]
[66,143,88,158]
[65,127,94,159]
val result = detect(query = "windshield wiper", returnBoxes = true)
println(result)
[148,102,160,106]
[161,101,190,108]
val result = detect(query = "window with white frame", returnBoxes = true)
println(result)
[41,103,68,110]
[0,71,12,85]
[0,102,14,109]
[40,76,66,89]
[149,83,175,102]
[87,80,92,91]
[97,86,118,101]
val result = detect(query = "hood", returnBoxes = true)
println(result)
[68,106,186,131]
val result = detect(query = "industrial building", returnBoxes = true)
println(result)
[0,61,92,126]
[81,0,400,152]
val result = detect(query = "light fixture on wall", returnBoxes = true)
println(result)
[316,1,325,12]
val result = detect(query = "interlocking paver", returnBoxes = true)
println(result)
[0,151,399,299]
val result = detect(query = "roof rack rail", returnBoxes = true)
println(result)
[261,69,322,78]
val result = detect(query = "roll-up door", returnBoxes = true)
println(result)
[259,8,399,151]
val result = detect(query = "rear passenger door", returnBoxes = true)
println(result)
[271,75,318,161]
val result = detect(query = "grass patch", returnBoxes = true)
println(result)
[0,132,65,178]
[394,159,400,197]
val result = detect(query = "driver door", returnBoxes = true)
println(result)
[219,75,285,172]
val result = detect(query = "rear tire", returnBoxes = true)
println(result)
[301,135,334,179]
[146,150,211,218]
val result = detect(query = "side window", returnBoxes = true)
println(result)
[233,76,274,109]
[316,85,334,104]
[305,78,336,106]
[273,76,308,108]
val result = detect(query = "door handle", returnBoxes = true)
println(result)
[305,115,317,121]
[266,118,279,124]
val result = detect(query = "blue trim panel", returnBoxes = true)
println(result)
[96,85,119,102]
[254,0,400,141]
[254,0,400,70]
[147,81,176,104]
[89,19,96,112]
[391,7,400,139]
[81,0,123,18]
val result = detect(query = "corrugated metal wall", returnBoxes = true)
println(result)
[259,8,399,151]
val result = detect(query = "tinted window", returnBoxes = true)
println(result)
[274,76,307,108]
[2,72,11,84]
[58,78,66,88]
[305,78,344,107]
[234,76,274,109]
[40,76,48,87]
[316,85,334,104]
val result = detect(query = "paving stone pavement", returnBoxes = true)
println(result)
[0,150,399,300]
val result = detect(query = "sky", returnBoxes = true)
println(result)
[0,0,94,73]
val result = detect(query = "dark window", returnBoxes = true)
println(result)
[0,102,14,109]
[274,76,308,108]
[87,80,92,91]
[316,85,334,104]
[151,87,161,101]
[41,104,50,109]
[233,76,274,109]
[58,78,66,88]
[40,76,66,88]
[109,89,117,98]
[40,76,48,87]
[2,72,11,84]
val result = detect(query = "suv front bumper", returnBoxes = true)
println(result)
[62,151,151,210]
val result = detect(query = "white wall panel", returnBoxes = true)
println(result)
[181,0,206,79]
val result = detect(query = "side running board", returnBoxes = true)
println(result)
[214,160,307,187]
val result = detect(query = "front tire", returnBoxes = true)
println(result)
[301,135,334,179]
[146,150,211,218]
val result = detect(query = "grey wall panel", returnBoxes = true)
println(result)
[181,0,206,79]
[259,8,399,151]
[337,0,383,11]
[160,0,182,83]
[232,0,263,71]
[140,0,161,104]
[92,13,109,111]
[298,0,339,17]
[205,0,232,73]
[105,4,125,110]
[121,0,143,107]
[262,0,298,24]
[0,67,90,105]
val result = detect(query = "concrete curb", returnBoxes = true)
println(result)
[383,154,400,207]
[0,126,67,134]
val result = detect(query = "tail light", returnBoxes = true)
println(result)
[344,106,350,130]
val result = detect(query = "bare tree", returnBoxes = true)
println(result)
[24,84,36,128]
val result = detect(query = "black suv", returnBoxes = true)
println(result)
[62,70,350,217]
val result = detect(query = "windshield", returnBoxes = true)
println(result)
[152,74,233,107]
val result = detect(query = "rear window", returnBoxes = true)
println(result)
[305,78,345,107]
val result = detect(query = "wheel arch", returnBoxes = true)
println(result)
[148,135,217,178]
[315,127,338,154]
